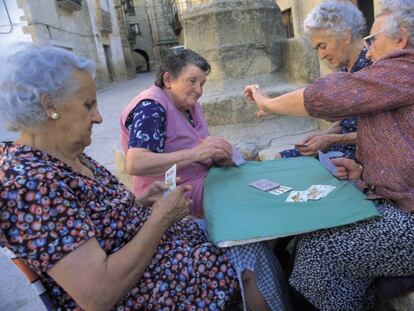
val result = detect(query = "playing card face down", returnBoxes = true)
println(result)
[232,146,245,166]
[249,179,280,192]
[318,150,338,175]
[325,151,344,158]
[294,144,308,149]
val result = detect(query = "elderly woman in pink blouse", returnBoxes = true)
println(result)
[120,50,233,219]
[245,1,414,310]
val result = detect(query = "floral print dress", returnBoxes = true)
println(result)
[0,143,290,311]
[0,142,239,310]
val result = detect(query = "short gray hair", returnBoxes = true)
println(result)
[304,0,367,39]
[0,43,94,131]
[380,0,414,46]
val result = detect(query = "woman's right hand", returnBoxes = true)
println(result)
[193,136,232,163]
[244,84,271,118]
[151,185,192,228]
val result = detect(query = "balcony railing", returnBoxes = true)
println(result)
[98,8,112,33]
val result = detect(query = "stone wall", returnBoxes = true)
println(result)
[145,0,179,66]
[128,0,156,70]
[16,0,129,90]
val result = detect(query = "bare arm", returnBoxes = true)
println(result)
[330,132,357,145]
[323,121,342,134]
[48,186,190,311]
[244,86,308,117]
[126,136,232,176]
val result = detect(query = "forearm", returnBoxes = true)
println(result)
[98,214,167,306]
[263,88,309,117]
[126,148,200,176]
[329,132,357,145]
[322,121,342,134]
[49,213,169,311]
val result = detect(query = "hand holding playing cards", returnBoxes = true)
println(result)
[244,84,271,118]
[151,185,192,228]
[193,136,232,163]
[138,178,184,206]
[331,158,363,180]
[297,134,333,156]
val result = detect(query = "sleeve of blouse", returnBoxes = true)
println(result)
[2,178,97,274]
[127,99,167,153]
[304,57,414,120]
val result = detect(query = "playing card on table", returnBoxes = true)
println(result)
[306,185,336,200]
[318,150,338,175]
[232,146,246,166]
[285,191,308,202]
[249,179,280,192]
[163,164,176,197]
[268,185,293,196]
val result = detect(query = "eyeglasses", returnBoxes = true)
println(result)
[363,31,384,49]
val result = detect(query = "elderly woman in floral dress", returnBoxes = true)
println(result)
[278,0,372,160]
[245,0,414,310]
[0,44,291,310]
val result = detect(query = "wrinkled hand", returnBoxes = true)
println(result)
[331,158,363,180]
[244,85,270,118]
[139,178,183,206]
[193,136,232,163]
[297,134,334,156]
[212,151,233,166]
[151,185,192,228]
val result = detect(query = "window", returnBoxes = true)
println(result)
[126,0,135,16]
[281,8,294,38]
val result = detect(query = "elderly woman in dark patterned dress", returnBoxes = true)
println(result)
[245,0,414,310]
[278,0,371,160]
[0,44,292,311]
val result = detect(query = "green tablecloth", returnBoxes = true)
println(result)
[203,157,381,247]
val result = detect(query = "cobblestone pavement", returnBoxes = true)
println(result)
[0,72,154,310]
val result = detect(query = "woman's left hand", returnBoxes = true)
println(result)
[331,158,363,180]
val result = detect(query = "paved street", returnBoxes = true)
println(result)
[0,72,155,310]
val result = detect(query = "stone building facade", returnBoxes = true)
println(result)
[144,0,179,65]
[122,0,181,72]
[1,0,130,89]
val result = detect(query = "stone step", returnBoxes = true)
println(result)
[208,115,318,160]
[201,74,308,126]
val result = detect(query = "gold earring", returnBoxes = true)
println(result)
[50,112,60,120]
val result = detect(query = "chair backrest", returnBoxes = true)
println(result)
[0,246,56,310]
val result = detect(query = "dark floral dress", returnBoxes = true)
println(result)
[280,48,372,160]
[0,142,239,310]
[125,99,194,152]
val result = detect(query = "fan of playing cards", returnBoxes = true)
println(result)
[164,164,177,197]
[248,178,335,203]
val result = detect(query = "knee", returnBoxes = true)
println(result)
[242,270,256,285]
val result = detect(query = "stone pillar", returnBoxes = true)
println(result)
[182,0,286,91]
